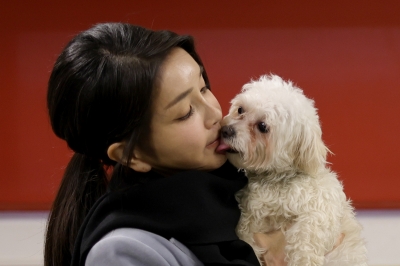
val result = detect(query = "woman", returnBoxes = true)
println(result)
[45,22,274,266]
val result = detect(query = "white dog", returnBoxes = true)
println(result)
[218,75,367,266]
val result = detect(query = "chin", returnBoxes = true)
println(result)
[213,154,228,169]
[200,154,227,172]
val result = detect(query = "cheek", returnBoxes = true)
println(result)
[162,119,205,150]
[248,124,257,147]
[244,127,256,162]
[244,129,271,166]
[259,135,271,160]
[183,119,207,148]
[181,130,203,149]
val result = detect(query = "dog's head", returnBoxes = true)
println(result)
[218,74,329,175]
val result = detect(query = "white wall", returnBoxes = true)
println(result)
[0,212,47,266]
[357,210,400,266]
[0,210,399,266]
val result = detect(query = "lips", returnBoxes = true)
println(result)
[207,136,220,147]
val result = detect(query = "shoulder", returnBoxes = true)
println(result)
[85,228,204,266]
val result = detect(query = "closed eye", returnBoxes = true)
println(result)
[200,85,210,94]
[177,105,194,121]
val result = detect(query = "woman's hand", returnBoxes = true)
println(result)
[253,231,345,266]
[253,231,286,266]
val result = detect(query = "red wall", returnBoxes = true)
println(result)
[1,0,400,210]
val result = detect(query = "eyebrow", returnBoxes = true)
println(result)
[164,87,194,110]
[164,65,204,110]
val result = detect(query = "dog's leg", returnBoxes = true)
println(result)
[284,212,339,266]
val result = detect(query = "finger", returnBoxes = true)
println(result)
[326,233,345,255]
[333,233,345,249]
[254,232,287,266]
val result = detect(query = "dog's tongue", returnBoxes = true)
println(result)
[216,140,231,154]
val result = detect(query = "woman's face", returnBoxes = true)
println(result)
[138,48,226,175]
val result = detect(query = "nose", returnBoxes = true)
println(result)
[221,125,235,139]
[204,95,222,129]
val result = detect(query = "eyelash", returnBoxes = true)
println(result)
[178,105,194,121]
[178,86,209,121]
[201,85,210,94]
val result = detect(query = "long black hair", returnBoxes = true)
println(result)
[45,23,209,266]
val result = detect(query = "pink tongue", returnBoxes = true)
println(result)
[216,141,231,153]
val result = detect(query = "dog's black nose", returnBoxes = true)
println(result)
[221,125,235,139]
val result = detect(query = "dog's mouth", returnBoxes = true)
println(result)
[216,140,239,154]
[227,148,239,153]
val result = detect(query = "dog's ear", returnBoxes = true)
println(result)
[294,123,329,175]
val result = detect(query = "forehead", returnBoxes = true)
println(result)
[155,48,200,108]
[160,48,198,83]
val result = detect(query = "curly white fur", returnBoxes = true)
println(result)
[221,75,367,266]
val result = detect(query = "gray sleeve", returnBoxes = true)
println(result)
[85,228,203,266]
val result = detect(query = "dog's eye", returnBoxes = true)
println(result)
[257,122,269,133]
[238,107,244,114]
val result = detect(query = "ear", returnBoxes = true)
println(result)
[294,123,328,175]
[107,142,152,173]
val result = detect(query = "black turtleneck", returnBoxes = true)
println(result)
[71,162,259,266]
